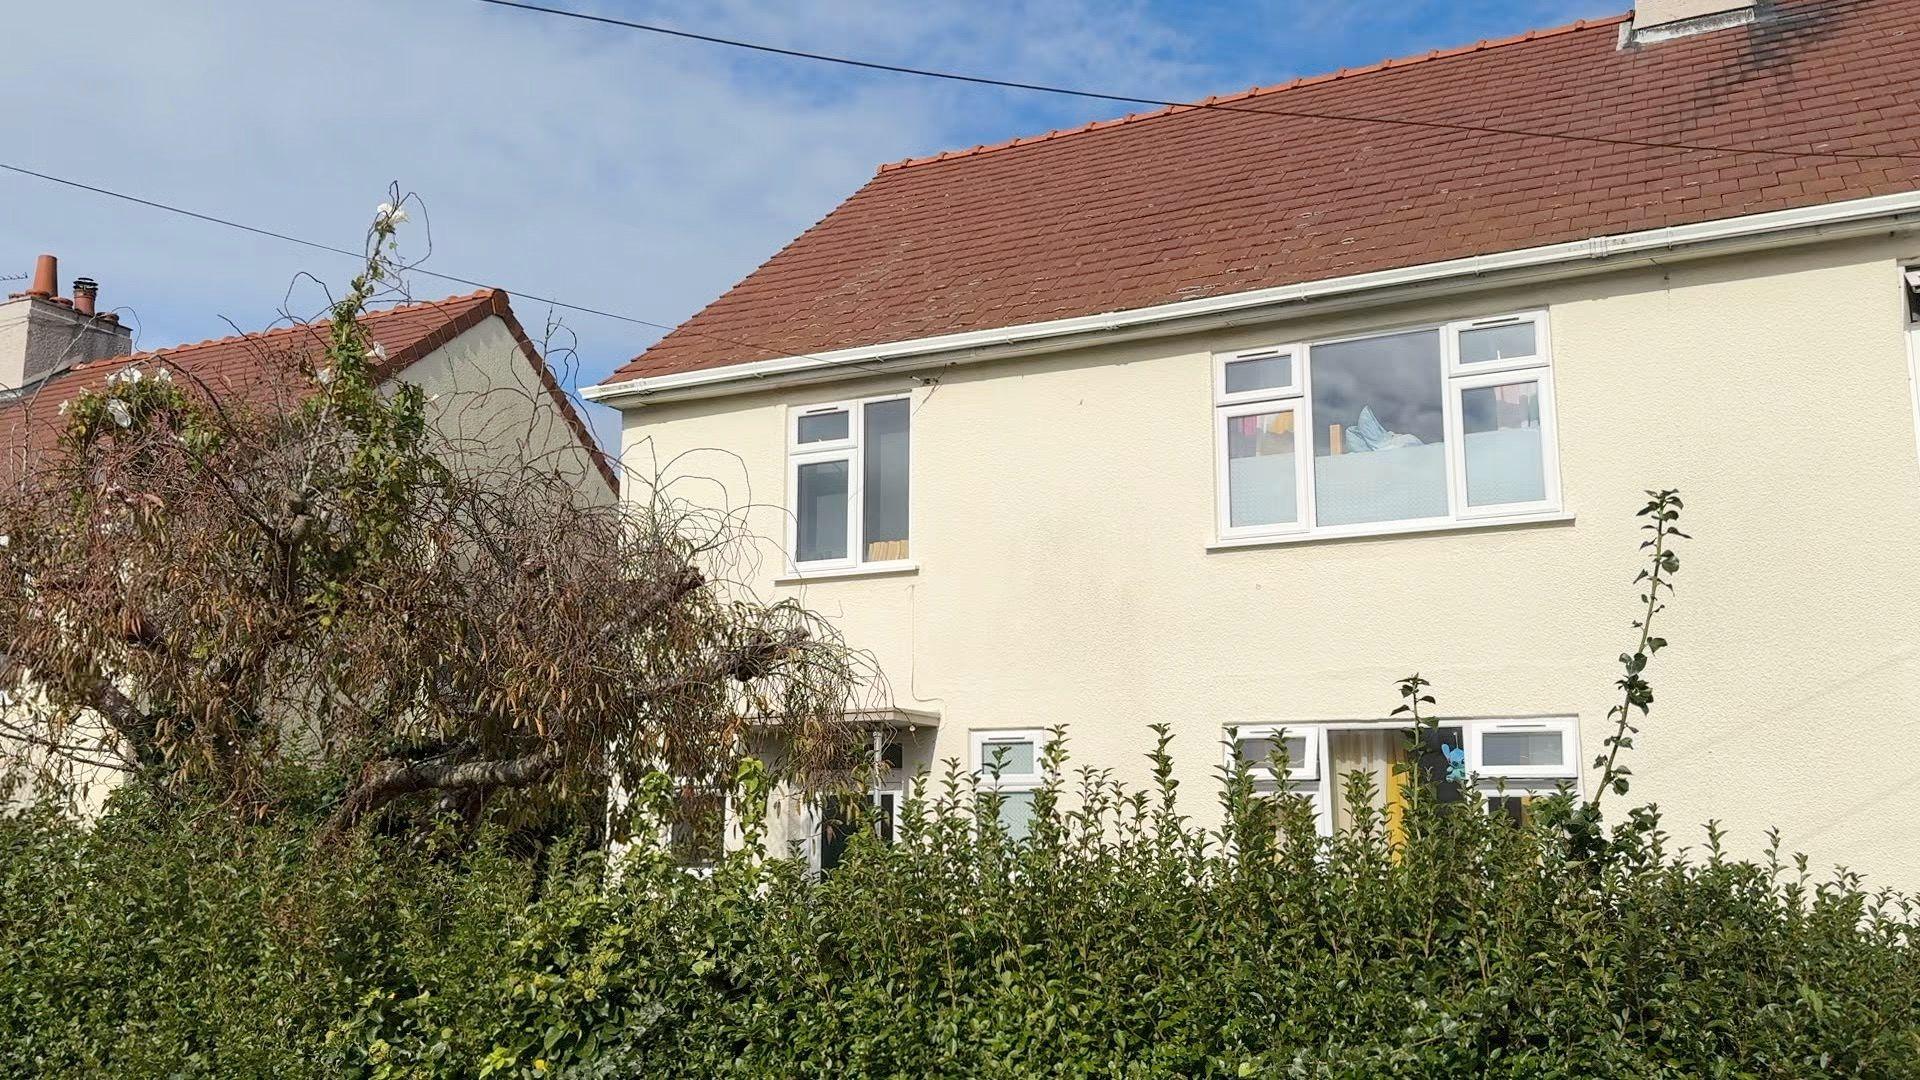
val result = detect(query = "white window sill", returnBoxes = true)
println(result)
[1208,511,1575,551]
[775,561,920,586]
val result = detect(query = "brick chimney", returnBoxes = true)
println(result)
[0,255,132,393]
[1630,0,1756,43]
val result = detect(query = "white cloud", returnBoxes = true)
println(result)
[0,0,1212,448]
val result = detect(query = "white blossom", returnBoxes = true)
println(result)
[105,399,133,428]
[375,201,408,226]
[368,341,387,361]
[150,367,172,385]
[57,399,70,415]
[315,366,334,386]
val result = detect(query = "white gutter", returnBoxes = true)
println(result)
[585,190,1920,407]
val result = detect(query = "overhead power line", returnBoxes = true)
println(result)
[0,160,911,383]
[474,0,1920,166]
[0,161,672,334]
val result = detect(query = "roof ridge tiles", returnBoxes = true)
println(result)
[94,289,498,366]
[876,11,1629,174]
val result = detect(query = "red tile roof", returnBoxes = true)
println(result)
[1,290,616,490]
[601,0,1920,386]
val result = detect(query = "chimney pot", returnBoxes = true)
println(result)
[71,277,99,316]
[26,253,56,299]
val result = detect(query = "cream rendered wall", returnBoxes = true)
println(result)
[620,235,1920,892]
[388,314,612,502]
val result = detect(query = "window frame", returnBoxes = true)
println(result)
[1211,310,1561,543]
[970,728,1048,789]
[1214,398,1310,540]
[1446,309,1552,376]
[1214,344,1301,405]
[786,393,913,574]
[1467,718,1578,780]
[1445,365,1562,520]
[1225,724,1321,782]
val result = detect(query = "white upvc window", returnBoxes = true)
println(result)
[971,728,1048,840]
[787,394,912,573]
[1468,718,1578,780]
[1225,724,1319,782]
[1213,310,1561,543]
[1225,716,1580,837]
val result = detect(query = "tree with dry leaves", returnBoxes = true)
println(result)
[0,203,868,837]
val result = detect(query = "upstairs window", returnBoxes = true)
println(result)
[1214,311,1560,543]
[788,395,911,571]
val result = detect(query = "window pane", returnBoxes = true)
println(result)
[795,460,848,562]
[1310,330,1448,527]
[1224,353,1292,395]
[1480,730,1564,768]
[979,739,1035,775]
[1461,381,1545,506]
[994,790,1036,840]
[1226,410,1298,528]
[1238,733,1309,771]
[1458,321,1537,365]
[796,410,849,444]
[862,399,910,560]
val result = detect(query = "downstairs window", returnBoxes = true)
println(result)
[1227,717,1578,836]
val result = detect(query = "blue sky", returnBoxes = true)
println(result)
[1,0,1618,448]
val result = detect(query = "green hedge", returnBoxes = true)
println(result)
[3,735,1917,1078]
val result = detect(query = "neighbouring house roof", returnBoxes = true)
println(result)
[0,289,617,491]
[599,0,1920,388]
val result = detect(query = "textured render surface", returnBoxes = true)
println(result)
[394,315,614,502]
[604,0,1920,384]
[620,234,1920,892]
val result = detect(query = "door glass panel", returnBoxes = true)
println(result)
[1461,380,1545,506]
[1226,410,1298,528]
[1310,330,1448,526]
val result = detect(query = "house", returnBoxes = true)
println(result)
[0,255,616,801]
[0,254,614,493]
[604,0,1920,886]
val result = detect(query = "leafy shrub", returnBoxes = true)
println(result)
[3,732,1917,1079]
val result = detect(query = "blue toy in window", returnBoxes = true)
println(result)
[1441,742,1467,784]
